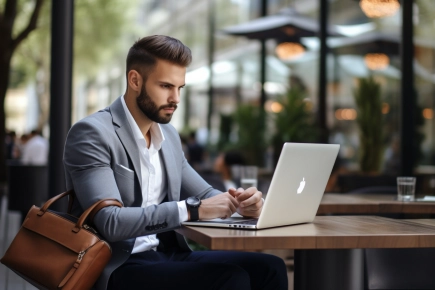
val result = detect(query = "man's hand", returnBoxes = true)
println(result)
[229,187,263,218]
[198,192,239,220]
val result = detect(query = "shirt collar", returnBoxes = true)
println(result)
[121,95,165,150]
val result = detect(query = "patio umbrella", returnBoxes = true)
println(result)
[221,8,341,41]
[329,31,400,55]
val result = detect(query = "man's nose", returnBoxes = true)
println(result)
[169,88,181,104]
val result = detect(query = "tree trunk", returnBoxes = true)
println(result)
[37,66,50,130]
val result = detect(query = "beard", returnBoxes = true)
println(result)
[136,84,177,124]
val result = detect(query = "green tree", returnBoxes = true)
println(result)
[12,0,131,129]
[0,0,44,182]
[1,0,135,183]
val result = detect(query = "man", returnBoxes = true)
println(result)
[213,150,245,190]
[64,35,287,290]
[21,130,49,165]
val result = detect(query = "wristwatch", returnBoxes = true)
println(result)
[185,196,201,221]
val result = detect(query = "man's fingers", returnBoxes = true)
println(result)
[229,187,244,198]
[228,187,237,197]
[199,192,239,220]
[238,190,262,207]
[240,197,263,210]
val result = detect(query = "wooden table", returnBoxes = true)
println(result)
[176,216,435,250]
[318,193,435,215]
[400,218,435,228]
[176,216,435,290]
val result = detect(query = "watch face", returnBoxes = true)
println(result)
[187,196,201,207]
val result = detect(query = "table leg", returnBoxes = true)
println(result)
[294,249,364,290]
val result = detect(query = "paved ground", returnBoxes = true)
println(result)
[0,194,294,290]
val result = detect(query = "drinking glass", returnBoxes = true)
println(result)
[397,177,416,201]
[240,166,258,189]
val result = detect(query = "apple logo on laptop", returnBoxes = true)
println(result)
[297,178,306,194]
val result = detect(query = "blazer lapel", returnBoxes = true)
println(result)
[109,97,142,186]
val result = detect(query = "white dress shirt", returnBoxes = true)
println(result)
[21,135,49,165]
[121,96,188,253]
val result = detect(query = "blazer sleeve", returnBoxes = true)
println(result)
[64,118,181,243]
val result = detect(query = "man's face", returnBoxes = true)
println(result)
[137,59,186,124]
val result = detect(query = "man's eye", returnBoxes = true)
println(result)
[162,85,170,89]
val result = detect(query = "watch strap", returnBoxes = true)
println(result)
[185,199,200,221]
[189,206,199,221]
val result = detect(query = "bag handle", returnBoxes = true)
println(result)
[38,190,75,214]
[72,198,122,233]
[88,199,122,222]
[37,190,123,233]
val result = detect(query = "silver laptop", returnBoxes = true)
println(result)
[183,142,340,230]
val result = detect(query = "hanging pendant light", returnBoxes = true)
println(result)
[360,0,400,18]
[276,42,305,60]
[364,53,390,70]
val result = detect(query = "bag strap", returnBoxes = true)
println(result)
[36,189,122,233]
[72,198,123,233]
[67,190,75,214]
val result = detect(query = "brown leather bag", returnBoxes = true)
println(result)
[1,190,122,290]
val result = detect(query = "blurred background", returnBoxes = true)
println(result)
[1,1,435,289]
[2,0,435,194]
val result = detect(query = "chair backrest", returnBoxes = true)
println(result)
[7,164,48,221]
[337,174,397,193]
[349,186,397,194]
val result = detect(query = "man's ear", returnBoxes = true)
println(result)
[127,70,143,93]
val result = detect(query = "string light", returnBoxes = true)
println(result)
[360,0,400,18]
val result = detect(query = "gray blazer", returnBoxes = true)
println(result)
[63,96,221,290]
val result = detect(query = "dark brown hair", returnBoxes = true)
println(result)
[126,35,192,80]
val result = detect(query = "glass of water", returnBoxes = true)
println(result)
[397,177,416,201]
[240,166,258,189]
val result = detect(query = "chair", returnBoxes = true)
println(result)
[349,186,397,194]
[338,174,397,193]
[365,248,435,289]
[7,163,48,222]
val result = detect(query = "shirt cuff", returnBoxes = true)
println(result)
[177,200,188,222]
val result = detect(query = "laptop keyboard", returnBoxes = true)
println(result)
[233,219,258,225]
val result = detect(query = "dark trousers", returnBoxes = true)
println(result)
[108,250,288,290]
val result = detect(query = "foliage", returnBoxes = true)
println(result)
[217,113,233,151]
[0,0,45,182]
[0,0,136,182]
[232,104,266,166]
[411,88,425,167]
[74,0,134,79]
[13,0,132,83]
[270,87,317,166]
[353,76,384,173]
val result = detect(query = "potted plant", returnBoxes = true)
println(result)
[232,104,266,166]
[353,76,384,173]
[270,87,317,166]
